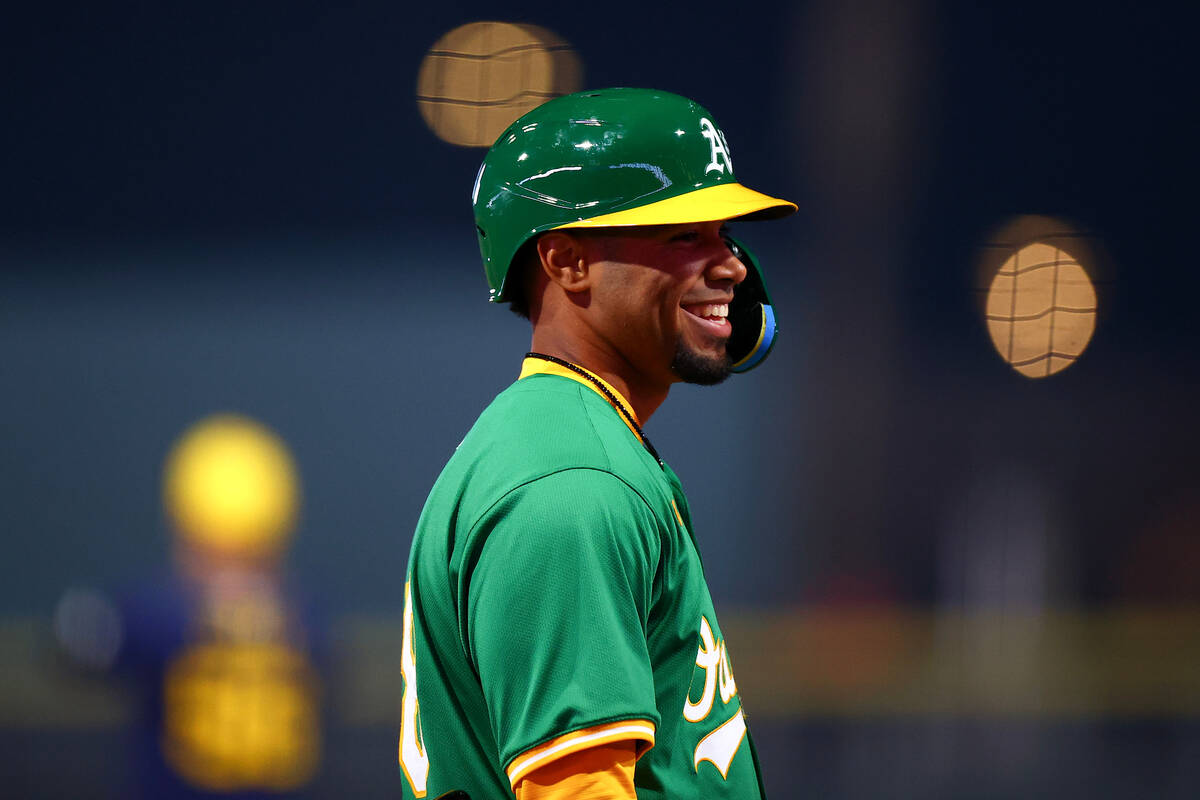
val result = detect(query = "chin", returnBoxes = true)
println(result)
[670,345,733,386]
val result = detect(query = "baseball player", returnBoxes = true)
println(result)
[400,88,795,799]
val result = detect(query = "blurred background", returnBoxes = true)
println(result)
[3,1,1197,797]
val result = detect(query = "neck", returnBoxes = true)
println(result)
[527,333,669,424]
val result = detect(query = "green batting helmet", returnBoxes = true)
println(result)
[472,87,796,372]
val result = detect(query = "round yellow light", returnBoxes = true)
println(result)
[163,415,299,556]
[416,21,582,148]
[985,241,1098,378]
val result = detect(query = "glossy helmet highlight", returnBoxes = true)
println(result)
[471,87,795,372]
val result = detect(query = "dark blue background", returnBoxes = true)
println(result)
[3,1,1198,797]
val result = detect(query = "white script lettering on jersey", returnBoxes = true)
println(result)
[699,118,733,175]
[683,615,745,779]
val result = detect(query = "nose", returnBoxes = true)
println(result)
[711,239,748,285]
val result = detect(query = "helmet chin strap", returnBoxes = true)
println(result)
[722,235,778,373]
[730,302,776,373]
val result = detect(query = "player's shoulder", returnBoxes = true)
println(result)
[466,374,647,476]
[424,374,665,522]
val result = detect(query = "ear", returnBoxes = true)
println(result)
[536,231,592,294]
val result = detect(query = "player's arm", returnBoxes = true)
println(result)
[467,470,662,797]
[515,742,637,800]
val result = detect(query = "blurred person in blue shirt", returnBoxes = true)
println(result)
[55,414,325,799]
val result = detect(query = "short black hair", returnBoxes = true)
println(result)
[504,238,539,320]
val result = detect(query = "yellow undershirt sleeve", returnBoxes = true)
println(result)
[514,742,638,800]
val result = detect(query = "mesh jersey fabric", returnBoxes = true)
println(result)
[400,365,766,799]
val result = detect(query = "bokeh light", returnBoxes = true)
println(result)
[163,414,300,558]
[416,21,582,148]
[976,216,1103,378]
[986,242,1097,377]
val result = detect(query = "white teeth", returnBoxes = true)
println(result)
[685,303,729,320]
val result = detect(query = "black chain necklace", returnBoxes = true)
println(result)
[525,351,664,469]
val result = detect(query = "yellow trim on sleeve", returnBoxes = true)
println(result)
[519,357,643,437]
[506,719,656,789]
[514,742,637,800]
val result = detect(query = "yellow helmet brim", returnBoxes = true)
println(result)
[551,182,796,230]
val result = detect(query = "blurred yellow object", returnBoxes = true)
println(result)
[985,241,1097,378]
[163,415,299,557]
[416,21,582,148]
[973,214,1110,379]
[163,641,321,791]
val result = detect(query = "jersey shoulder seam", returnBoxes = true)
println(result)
[500,376,631,474]
[465,465,660,539]
[573,381,618,472]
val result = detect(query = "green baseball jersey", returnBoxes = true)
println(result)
[398,358,766,799]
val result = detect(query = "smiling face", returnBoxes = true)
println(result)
[579,220,749,390]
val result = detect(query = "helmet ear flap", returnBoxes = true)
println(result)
[723,235,778,373]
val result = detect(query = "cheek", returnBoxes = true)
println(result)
[657,284,687,325]
[595,256,693,334]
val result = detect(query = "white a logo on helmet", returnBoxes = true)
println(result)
[699,118,733,175]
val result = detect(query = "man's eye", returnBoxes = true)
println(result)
[670,230,701,242]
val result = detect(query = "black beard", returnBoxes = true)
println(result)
[670,343,733,386]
